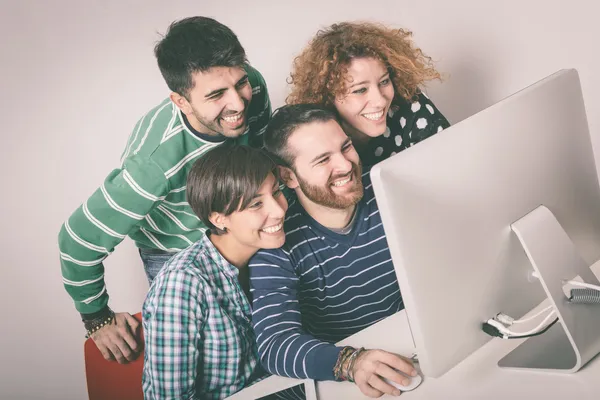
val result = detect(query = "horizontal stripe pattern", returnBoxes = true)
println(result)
[59,65,271,314]
[249,169,403,381]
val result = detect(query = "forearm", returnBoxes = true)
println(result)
[252,291,342,380]
[257,328,343,381]
[59,159,169,313]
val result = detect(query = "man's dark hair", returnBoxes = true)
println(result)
[186,143,276,235]
[264,104,339,168]
[154,16,247,98]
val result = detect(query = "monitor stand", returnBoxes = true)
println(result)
[498,205,600,373]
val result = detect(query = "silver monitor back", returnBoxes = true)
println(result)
[370,69,600,378]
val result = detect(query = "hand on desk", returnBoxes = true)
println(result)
[352,349,418,397]
[91,312,141,364]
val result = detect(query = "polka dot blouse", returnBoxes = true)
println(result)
[357,92,450,167]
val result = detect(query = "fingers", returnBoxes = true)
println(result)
[357,380,384,398]
[368,374,401,397]
[93,331,127,363]
[120,314,141,355]
[106,340,127,364]
[376,363,411,389]
[380,352,417,377]
[124,313,141,335]
[94,341,115,362]
[90,315,138,363]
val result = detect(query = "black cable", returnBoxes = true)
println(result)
[502,317,559,339]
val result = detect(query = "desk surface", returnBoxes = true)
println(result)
[317,261,600,400]
[230,265,600,400]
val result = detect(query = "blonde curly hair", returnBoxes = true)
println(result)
[287,21,441,106]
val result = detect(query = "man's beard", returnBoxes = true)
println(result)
[191,103,248,138]
[295,161,364,209]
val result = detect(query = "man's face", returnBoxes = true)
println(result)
[174,66,253,138]
[286,119,363,210]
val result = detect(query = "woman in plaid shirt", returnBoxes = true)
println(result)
[142,144,288,399]
[287,21,451,167]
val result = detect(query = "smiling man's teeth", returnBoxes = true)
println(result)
[332,177,351,187]
[362,111,384,121]
[262,223,283,234]
[222,114,242,123]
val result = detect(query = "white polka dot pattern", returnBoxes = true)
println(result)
[357,93,450,166]
[416,118,428,129]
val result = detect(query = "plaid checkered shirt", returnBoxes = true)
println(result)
[142,233,264,399]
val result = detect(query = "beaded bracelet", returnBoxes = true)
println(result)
[333,346,356,381]
[346,347,366,382]
[84,309,115,338]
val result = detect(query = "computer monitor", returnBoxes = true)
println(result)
[370,69,600,378]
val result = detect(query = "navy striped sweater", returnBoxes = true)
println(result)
[249,169,403,381]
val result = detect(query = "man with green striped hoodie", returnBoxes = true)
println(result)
[58,16,271,364]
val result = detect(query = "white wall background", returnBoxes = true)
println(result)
[1,0,599,398]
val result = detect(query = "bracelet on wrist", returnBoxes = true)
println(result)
[83,308,115,338]
[333,346,356,381]
[346,347,365,382]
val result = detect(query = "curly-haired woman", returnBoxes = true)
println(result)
[288,21,450,166]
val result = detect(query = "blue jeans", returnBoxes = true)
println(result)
[139,248,174,283]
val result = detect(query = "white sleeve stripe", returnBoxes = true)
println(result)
[259,321,302,337]
[63,274,104,287]
[168,185,186,194]
[292,339,319,378]
[123,170,165,202]
[252,309,300,330]
[64,221,110,254]
[81,285,106,304]
[60,252,106,267]
[82,202,126,239]
[257,327,297,354]
[250,252,290,263]
[248,263,283,268]
[275,334,301,377]
[121,111,149,165]
[252,291,291,302]
[252,299,298,316]
[100,184,144,220]
[165,144,217,179]
[133,101,172,155]
[250,276,298,281]
[302,342,327,378]
[139,228,181,252]
[157,205,195,231]
[162,200,189,207]
[145,215,193,246]
[160,203,200,220]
